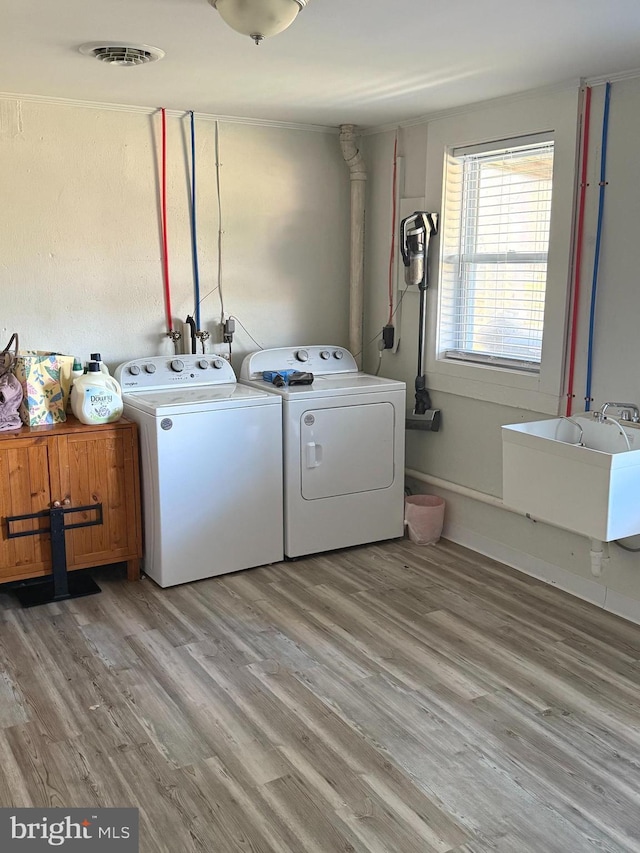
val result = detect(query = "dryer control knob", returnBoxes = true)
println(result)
[212,359,224,369]
[144,364,157,374]
[128,364,141,375]
[295,350,309,362]
[171,359,185,373]
[197,359,209,370]
[333,350,344,359]
[319,350,331,360]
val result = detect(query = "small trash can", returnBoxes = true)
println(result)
[404,494,445,545]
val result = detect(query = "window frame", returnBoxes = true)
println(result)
[422,88,580,414]
[443,132,554,371]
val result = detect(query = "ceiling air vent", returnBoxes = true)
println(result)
[79,42,165,67]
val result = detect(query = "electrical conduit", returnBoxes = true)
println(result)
[339,125,367,368]
[387,133,398,326]
[214,120,225,324]
[160,108,174,333]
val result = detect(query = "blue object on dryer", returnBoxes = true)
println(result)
[263,370,314,387]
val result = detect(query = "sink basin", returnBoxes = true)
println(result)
[502,415,640,541]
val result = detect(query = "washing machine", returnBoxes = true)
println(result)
[114,355,283,587]
[240,346,406,558]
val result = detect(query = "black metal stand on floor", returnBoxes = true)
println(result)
[6,503,103,607]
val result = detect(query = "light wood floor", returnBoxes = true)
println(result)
[1,539,640,852]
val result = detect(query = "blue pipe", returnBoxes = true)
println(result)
[190,111,202,330]
[584,82,611,411]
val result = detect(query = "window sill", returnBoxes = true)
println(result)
[427,360,562,414]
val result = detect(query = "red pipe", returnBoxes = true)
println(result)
[565,86,592,416]
[160,108,173,333]
[387,133,398,324]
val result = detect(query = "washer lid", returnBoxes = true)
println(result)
[122,383,279,415]
[243,372,405,400]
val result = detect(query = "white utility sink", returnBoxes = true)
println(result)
[502,415,640,541]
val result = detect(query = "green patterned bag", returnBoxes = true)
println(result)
[13,350,75,426]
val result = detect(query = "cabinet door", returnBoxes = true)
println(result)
[0,438,53,581]
[56,426,141,570]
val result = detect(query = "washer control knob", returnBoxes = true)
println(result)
[295,350,309,362]
[144,364,156,374]
[319,350,331,360]
[333,350,344,359]
[212,359,224,369]
[171,359,185,373]
[197,359,209,370]
[128,364,141,375]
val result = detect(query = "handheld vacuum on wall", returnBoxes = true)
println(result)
[400,211,441,431]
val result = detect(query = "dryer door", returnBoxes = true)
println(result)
[300,402,395,499]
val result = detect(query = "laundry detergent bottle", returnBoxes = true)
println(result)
[71,362,123,424]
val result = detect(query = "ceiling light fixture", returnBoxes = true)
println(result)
[209,0,308,45]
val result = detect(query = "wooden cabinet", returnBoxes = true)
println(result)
[0,417,142,585]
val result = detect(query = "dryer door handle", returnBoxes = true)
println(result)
[305,441,323,469]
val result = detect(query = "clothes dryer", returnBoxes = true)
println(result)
[115,355,283,587]
[240,346,405,558]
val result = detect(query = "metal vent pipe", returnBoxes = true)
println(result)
[339,124,367,368]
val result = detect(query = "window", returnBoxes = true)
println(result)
[439,133,554,373]
[423,88,578,413]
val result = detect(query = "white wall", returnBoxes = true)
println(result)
[5,83,640,617]
[363,78,640,620]
[0,98,350,373]
[571,80,640,404]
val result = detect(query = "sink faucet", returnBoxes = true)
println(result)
[596,402,640,423]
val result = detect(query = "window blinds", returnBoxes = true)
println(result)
[440,133,554,371]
